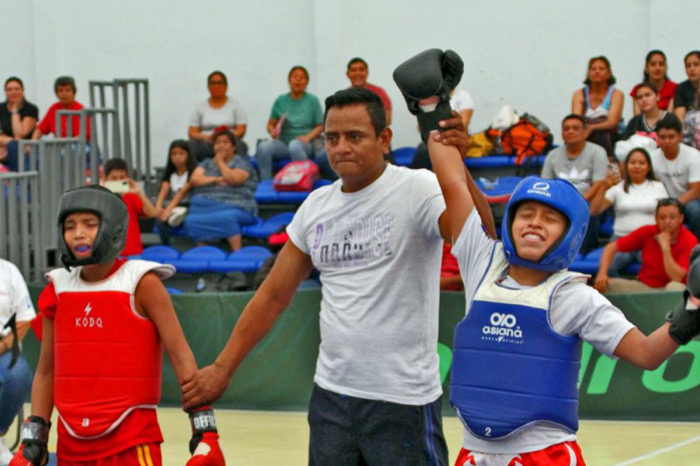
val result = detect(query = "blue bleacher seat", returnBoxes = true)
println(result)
[392,147,416,166]
[599,211,614,237]
[243,212,296,239]
[169,245,227,273]
[140,245,181,263]
[255,178,333,205]
[568,246,641,277]
[209,245,273,273]
[464,154,546,169]
[475,175,523,204]
[249,155,290,171]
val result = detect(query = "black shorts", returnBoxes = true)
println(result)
[308,384,448,466]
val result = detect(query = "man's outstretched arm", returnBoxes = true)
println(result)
[181,241,314,409]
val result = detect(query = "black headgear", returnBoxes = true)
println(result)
[57,185,128,269]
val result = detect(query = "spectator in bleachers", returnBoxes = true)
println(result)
[102,158,156,256]
[572,56,624,160]
[0,77,38,171]
[681,84,700,150]
[255,66,324,181]
[154,139,196,245]
[673,51,700,122]
[541,114,608,254]
[315,58,397,179]
[630,50,677,115]
[650,113,700,239]
[411,88,474,170]
[188,71,248,161]
[30,76,90,141]
[590,148,668,276]
[622,82,668,144]
[0,258,36,463]
[346,57,392,125]
[184,127,258,251]
[595,198,697,293]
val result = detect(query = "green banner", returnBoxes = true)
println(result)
[24,286,700,420]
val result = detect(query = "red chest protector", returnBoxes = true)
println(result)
[47,260,174,439]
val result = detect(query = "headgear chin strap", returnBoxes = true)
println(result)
[501,176,589,272]
[57,185,129,269]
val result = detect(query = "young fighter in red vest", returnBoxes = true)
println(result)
[11,185,225,466]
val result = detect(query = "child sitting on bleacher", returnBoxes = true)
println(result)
[102,158,156,256]
[154,139,196,245]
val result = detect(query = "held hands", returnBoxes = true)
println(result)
[10,416,51,466]
[393,48,464,142]
[434,110,470,156]
[181,363,231,411]
[185,406,226,465]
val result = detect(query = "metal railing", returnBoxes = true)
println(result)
[17,138,87,279]
[0,171,42,282]
[90,79,154,193]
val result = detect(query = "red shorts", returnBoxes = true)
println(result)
[57,443,162,466]
[455,440,585,466]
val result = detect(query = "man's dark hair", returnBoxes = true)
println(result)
[4,76,23,89]
[656,198,684,216]
[347,57,368,71]
[657,112,683,134]
[207,70,228,86]
[104,158,129,177]
[561,114,587,127]
[54,76,76,94]
[324,88,386,136]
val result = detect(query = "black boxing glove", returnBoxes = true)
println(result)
[10,416,51,466]
[393,48,464,142]
[688,245,700,298]
[666,251,700,345]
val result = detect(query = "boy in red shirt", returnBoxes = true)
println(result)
[102,158,156,256]
[11,185,224,465]
[30,76,90,140]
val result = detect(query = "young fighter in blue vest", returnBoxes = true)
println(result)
[394,49,700,466]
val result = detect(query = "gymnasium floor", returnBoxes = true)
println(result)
[8,407,700,465]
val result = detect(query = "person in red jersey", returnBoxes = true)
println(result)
[10,185,224,466]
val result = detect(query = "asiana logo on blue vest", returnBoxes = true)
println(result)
[482,312,523,344]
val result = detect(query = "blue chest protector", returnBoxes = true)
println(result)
[450,244,586,440]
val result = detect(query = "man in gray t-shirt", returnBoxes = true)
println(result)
[541,114,608,253]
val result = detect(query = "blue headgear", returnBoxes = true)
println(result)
[501,176,589,272]
[57,185,128,269]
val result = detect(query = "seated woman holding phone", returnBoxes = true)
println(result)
[590,148,668,276]
[102,158,156,256]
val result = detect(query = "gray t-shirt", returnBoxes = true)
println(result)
[189,98,247,135]
[540,142,608,195]
[286,165,446,405]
